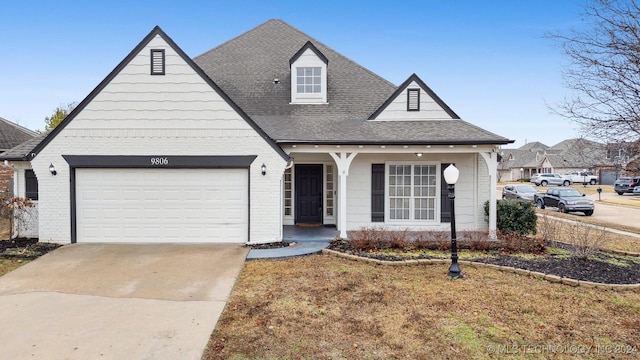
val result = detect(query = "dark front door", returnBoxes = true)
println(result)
[295,164,323,224]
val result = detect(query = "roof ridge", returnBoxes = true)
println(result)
[193,19,397,89]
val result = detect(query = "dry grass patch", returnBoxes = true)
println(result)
[537,210,639,253]
[204,255,640,359]
[0,258,28,277]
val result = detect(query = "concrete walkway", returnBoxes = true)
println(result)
[247,225,339,259]
[0,243,248,360]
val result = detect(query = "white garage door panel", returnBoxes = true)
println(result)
[76,168,248,243]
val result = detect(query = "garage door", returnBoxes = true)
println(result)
[75,168,248,243]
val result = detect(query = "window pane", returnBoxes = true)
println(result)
[297,68,304,76]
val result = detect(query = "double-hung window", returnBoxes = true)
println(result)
[388,163,437,221]
[296,67,321,93]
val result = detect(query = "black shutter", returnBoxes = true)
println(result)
[25,169,38,201]
[371,164,385,222]
[440,163,452,222]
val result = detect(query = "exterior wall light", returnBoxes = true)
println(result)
[261,163,267,176]
[49,163,57,176]
[415,153,423,157]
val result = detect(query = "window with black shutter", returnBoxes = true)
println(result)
[25,169,38,201]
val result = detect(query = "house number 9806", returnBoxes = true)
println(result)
[150,157,169,166]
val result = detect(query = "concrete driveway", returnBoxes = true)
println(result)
[0,243,249,359]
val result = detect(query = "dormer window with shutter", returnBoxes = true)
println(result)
[150,49,165,75]
[290,41,328,104]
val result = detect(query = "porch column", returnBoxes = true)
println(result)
[329,152,357,238]
[479,152,498,240]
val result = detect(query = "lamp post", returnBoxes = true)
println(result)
[520,168,524,182]
[443,164,462,279]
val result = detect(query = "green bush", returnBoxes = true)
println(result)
[484,199,537,235]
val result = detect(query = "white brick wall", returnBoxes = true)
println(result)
[31,34,286,244]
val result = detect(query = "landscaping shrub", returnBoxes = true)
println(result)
[498,230,546,254]
[537,213,564,247]
[485,199,537,235]
[564,221,609,260]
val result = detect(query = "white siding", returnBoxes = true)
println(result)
[288,152,490,233]
[32,34,286,244]
[372,81,455,121]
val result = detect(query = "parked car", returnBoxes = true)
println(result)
[565,171,598,185]
[534,187,594,216]
[530,173,572,187]
[502,184,539,201]
[633,186,640,196]
[614,177,640,195]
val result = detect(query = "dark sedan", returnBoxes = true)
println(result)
[535,187,594,216]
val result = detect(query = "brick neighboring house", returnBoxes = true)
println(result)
[498,138,613,183]
[0,117,37,192]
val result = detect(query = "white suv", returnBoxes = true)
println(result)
[530,173,572,187]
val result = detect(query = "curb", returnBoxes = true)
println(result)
[321,249,640,291]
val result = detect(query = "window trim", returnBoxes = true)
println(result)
[150,49,165,75]
[25,169,38,201]
[385,162,440,224]
[407,88,420,111]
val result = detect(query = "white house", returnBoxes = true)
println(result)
[1,20,513,244]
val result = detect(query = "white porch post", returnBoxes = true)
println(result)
[479,152,498,240]
[329,152,357,238]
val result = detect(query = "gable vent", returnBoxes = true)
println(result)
[150,49,165,75]
[407,88,420,111]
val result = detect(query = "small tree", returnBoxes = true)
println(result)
[44,102,76,131]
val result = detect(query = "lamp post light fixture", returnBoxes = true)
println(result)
[520,167,524,182]
[443,164,462,279]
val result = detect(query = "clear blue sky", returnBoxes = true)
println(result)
[0,0,585,148]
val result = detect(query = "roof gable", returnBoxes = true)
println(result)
[31,26,288,160]
[368,73,460,120]
[289,41,328,65]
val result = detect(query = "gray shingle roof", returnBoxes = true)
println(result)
[0,117,37,151]
[0,134,46,161]
[194,19,512,145]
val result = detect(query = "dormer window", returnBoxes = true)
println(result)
[297,67,322,93]
[290,41,328,104]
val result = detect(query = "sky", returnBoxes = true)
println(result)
[0,0,587,148]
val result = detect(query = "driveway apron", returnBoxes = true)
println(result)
[0,243,248,360]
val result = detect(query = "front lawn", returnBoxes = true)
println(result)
[204,255,640,359]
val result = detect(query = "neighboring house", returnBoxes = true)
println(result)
[499,138,611,182]
[1,135,46,238]
[0,117,37,192]
[0,20,513,244]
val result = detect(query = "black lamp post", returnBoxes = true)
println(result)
[443,164,462,279]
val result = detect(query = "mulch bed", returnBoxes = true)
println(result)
[0,238,61,259]
[327,239,640,285]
